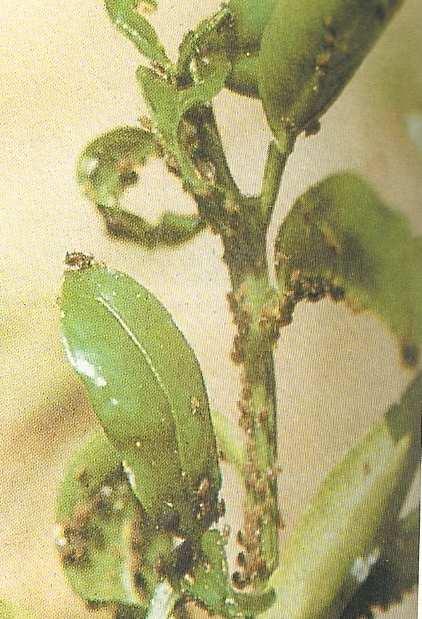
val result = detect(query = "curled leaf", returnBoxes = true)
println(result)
[77,126,204,247]
[275,173,422,366]
[60,263,221,538]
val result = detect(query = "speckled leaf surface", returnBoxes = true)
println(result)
[275,173,422,366]
[56,430,147,607]
[60,263,221,537]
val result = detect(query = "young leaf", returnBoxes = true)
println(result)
[264,373,422,619]
[0,601,38,619]
[56,430,149,608]
[60,261,221,537]
[104,0,172,71]
[182,530,275,618]
[77,126,204,247]
[275,173,422,366]
[137,60,230,196]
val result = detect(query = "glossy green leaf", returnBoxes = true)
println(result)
[342,506,420,618]
[275,173,422,366]
[77,126,204,247]
[182,530,275,618]
[264,373,422,619]
[0,601,38,619]
[259,0,404,145]
[137,60,230,196]
[104,0,171,71]
[60,262,221,537]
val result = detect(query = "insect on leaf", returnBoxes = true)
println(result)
[60,261,221,538]
[56,430,148,608]
[275,173,422,366]
[137,59,230,196]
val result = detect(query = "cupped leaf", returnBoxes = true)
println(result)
[78,126,204,248]
[182,530,275,618]
[275,173,422,366]
[0,601,38,619]
[60,261,221,537]
[104,0,171,71]
[56,430,149,608]
[264,373,422,619]
[228,0,278,51]
[137,59,230,196]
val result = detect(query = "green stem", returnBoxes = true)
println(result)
[191,108,294,586]
[260,139,294,221]
[211,409,247,474]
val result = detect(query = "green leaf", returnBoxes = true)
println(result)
[275,173,422,366]
[77,126,204,247]
[342,507,420,618]
[0,601,38,619]
[104,0,171,70]
[137,60,230,196]
[259,0,404,145]
[56,430,148,607]
[182,530,275,618]
[60,261,221,537]
[264,373,422,619]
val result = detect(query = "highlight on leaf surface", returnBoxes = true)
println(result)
[60,261,221,538]
[264,373,422,619]
[259,0,404,145]
[55,430,150,608]
[341,506,420,618]
[77,126,204,248]
[275,173,422,367]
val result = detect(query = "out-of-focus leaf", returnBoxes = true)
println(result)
[275,173,422,366]
[60,262,221,538]
[77,126,204,247]
[104,0,171,71]
[137,59,230,196]
[0,601,38,619]
[264,373,422,619]
[342,506,420,618]
[182,530,275,617]
[56,430,148,607]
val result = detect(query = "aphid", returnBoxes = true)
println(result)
[65,252,93,270]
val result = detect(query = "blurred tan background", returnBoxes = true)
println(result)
[1,1,421,617]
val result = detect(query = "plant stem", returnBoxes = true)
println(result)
[260,139,294,222]
[192,113,294,584]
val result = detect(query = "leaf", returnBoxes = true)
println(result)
[275,173,422,366]
[56,430,149,608]
[182,530,275,618]
[60,261,221,537]
[342,506,420,618]
[77,126,204,247]
[0,601,38,619]
[104,0,171,70]
[137,59,230,196]
[264,373,422,619]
